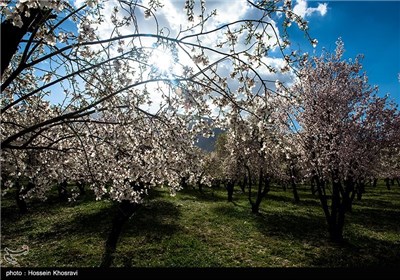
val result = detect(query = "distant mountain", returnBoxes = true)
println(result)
[195,128,225,152]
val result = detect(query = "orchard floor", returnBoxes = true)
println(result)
[1,182,399,267]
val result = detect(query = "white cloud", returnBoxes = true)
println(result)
[75,0,295,115]
[293,0,327,18]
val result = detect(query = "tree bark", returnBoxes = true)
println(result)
[251,173,270,214]
[384,178,391,190]
[76,181,86,196]
[356,180,365,201]
[15,181,35,214]
[289,163,300,203]
[1,8,54,76]
[15,181,28,214]
[100,201,140,267]
[226,180,234,202]
[58,180,68,201]
[239,177,247,193]
[372,178,378,188]
[180,176,188,189]
[315,176,330,222]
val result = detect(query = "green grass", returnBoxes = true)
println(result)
[1,182,399,267]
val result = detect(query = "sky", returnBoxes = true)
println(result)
[55,0,400,109]
[283,0,400,105]
[138,0,400,107]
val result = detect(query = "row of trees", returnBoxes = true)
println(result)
[2,0,308,266]
[204,40,400,242]
[1,0,399,265]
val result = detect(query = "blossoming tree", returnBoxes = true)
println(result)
[289,40,400,242]
[1,0,314,265]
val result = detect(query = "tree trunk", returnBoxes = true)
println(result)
[251,203,259,214]
[76,181,86,196]
[314,175,331,225]
[396,178,400,187]
[211,179,220,189]
[348,191,355,212]
[180,176,188,189]
[282,180,287,192]
[331,202,346,243]
[329,179,339,239]
[15,181,28,214]
[328,223,344,243]
[372,178,378,188]
[226,181,234,202]
[314,174,345,242]
[289,163,300,203]
[1,8,55,76]
[344,177,355,213]
[100,201,140,267]
[15,181,35,214]
[384,178,391,190]
[239,177,247,193]
[356,180,365,201]
[311,177,317,195]
[58,180,68,201]
[251,173,270,214]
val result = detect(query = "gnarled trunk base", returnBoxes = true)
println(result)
[100,201,140,267]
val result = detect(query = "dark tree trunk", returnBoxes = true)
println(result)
[281,180,287,192]
[289,163,300,203]
[76,181,86,196]
[314,174,345,242]
[396,178,400,187]
[311,177,317,195]
[344,176,356,213]
[328,222,344,243]
[226,180,234,202]
[250,172,270,214]
[356,180,365,201]
[314,175,330,225]
[100,201,140,267]
[291,182,300,203]
[391,178,395,186]
[384,178,391,190]
[251,203,259,214]
[239,177,247,193]
[211,179,220,189]
[328,178,344,243]
[372,178,378,188]
[15,181,28,214]
[180,176,188,189]
[58,180,68,201]
[197,173,204,193]
[15,181,35,214]
[348,191,355,212]
[1,8,55,76]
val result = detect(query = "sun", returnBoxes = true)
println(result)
[149,46,175,74]
[148,45,191,78]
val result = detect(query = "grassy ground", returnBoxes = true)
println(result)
[1,182,399,267]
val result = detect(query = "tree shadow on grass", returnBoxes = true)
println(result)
[123,199,182,239]
[110,200,183,267]
[266,193,321,208]
[212,204,327,241]
[348,207,400,233]
[355,198,399,211]
[178,187,227,203]
[254,211,327,241]
[311,233,400,267]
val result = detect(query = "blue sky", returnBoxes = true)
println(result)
[284,0,400,105]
